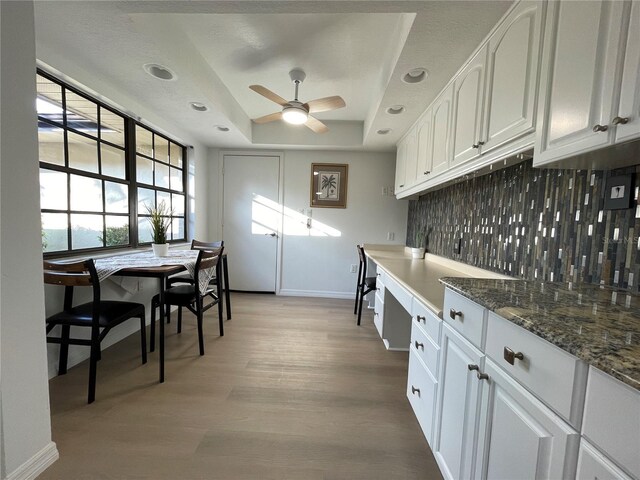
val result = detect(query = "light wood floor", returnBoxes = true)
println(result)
[42,294,442,479]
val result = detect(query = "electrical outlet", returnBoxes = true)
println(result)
[387,232,395,241]
[350,264,358,273]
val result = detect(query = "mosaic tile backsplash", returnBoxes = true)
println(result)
[406,159,640,291]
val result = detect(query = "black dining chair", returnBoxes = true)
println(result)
[354,244,377,326]
[44,259,147,404]
[150,246,223,355]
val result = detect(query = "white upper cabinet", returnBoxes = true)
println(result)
[451,46,488,167]
[394,138,407,193]
[431,84,454,176]
[534,0,628,166]
[416,109,434,183]
[616,0,640,143]
[395,128,418,193]
[482,1,545,153]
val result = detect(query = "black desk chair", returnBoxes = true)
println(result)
[44,259,147,404]
[354,245,377,326]
[150,247,223,356]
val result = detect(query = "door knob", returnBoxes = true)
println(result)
[472,143,479,149]
[592,124,608,132]
[411,386,421,396]
[468,364,479,372]
[414,341,424,351]
[449,308,463,320]
[612,116,629,125]
[478,141,485,146]
[416,315,426,324]
[503,346,524,365]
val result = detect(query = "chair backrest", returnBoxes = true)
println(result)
[194,246,224,294]
[356,244,367,283]
[43,259,100,313]
[191,239,224,250]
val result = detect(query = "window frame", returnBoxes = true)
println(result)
[37,69,188,258]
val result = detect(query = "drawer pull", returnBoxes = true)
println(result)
[416,315,426,324]
[612,116,629,125]
[477,372,490,381]
[503,346,524,365]
[449,308,463,320]
[414,341,424,351]
[374,312,379,316]
[411,386,421,396]
[468,364,479,372]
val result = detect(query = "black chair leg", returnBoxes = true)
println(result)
[150,295,158,353]
[354,286,360,314]
[87,340,99,404]
[58,325,70,374]
[357,285,365,326]
[217,281,224,336]
[196,301,205,356]
[177,307,182,334]
[139,316,147,364]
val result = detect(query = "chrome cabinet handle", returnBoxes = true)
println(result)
[503,346,524,365]
[411,386,420,396]
[399,184,405,188]
[264,232,277,237]
[592,124,608,132]
[414,341,424,351]
[468,364,479,372]
[477,372,490,381]
[612,116,629,125]
[472,143,479,149]
[478,141,485,146]
[424,171,430,175]
[449,308,462,320]
[416,315,426,324]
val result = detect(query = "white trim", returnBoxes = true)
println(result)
[5,442,58,480]
[278,289,353,300]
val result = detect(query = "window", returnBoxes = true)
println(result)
[37,71,187,255]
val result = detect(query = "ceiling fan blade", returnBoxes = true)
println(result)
[249,85,288,106]
[304,96,346,113]
[253,112,283,124]
[304,115,329,133]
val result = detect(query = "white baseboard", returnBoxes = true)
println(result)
[277,289,354,300]
[6,441,58,480]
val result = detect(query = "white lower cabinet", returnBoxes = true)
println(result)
[433,323,485,480]
[576,439,633,480]
[474,358,580,480]
[407,347,438,447]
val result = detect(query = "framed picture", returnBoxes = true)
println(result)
[310,163,348,208]
[603,174,633,210]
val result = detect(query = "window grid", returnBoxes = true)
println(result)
[38,69,187,256]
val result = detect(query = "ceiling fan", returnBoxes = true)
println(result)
[250,69,345,134]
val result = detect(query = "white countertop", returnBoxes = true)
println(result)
[363,244,511,317]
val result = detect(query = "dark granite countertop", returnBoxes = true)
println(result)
[440,277,640,392]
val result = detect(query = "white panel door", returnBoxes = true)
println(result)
[434,323,484,480]
[615,0,640,143]
[451,45,487,167]
[431,84,454,176]
[416,109,434,183]
[475,359,580,480]
[482,1,544,153]
[534,0,627,165]
[223,154,280,292]
[403,128,419,189]
[394,139,407,193]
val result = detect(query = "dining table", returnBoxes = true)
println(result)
[94,249,220,383]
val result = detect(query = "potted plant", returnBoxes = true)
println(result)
[411,228,426,259]
[146,201,173,257]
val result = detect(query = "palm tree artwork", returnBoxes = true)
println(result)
[319,172,339,199]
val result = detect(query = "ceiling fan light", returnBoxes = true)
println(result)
[282,106,308,125]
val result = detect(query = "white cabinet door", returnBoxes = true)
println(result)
[474,359,580,480]
[407,347,439,447]
[615,0,640,143]
[416,109,434,183]
[394,138,407,193]
[431,84,454,176]
[534,0,627,166]
[482,1,544,153]
[576,439,633,480]
[433,323,484,480]
[404,128,419,188]
[451,46,487,167]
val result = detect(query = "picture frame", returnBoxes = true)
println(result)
[603,174,633,210]
[310,163,348,208]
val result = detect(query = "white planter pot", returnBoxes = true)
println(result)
[411,247,426,259]
[152,243,169,257]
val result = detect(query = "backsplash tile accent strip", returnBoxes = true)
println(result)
[406,159,640,291]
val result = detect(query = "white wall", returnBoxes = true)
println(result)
[1,2,58,478]
[208,148,407,298]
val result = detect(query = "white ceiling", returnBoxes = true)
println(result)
[33,1,513,152]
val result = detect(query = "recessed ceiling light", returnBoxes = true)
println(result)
[402,68,428,84]
[190,102,208,112]
[377,128,392,135]
[143,63,176,81]
[386,105,405,115]
[215,126,230,132]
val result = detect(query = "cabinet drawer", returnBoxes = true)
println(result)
[411,298,441,344]
[411,319,440,377]
[373,292,384,338]
[376,268,387,287]
[485,312,587,427]
[443,288,486,349]
[407,347,438,447]
[384,274,412,313]
[582,368,640,479]
[576,439,632,480]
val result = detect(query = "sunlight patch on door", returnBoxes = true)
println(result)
[252,194,341,237]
